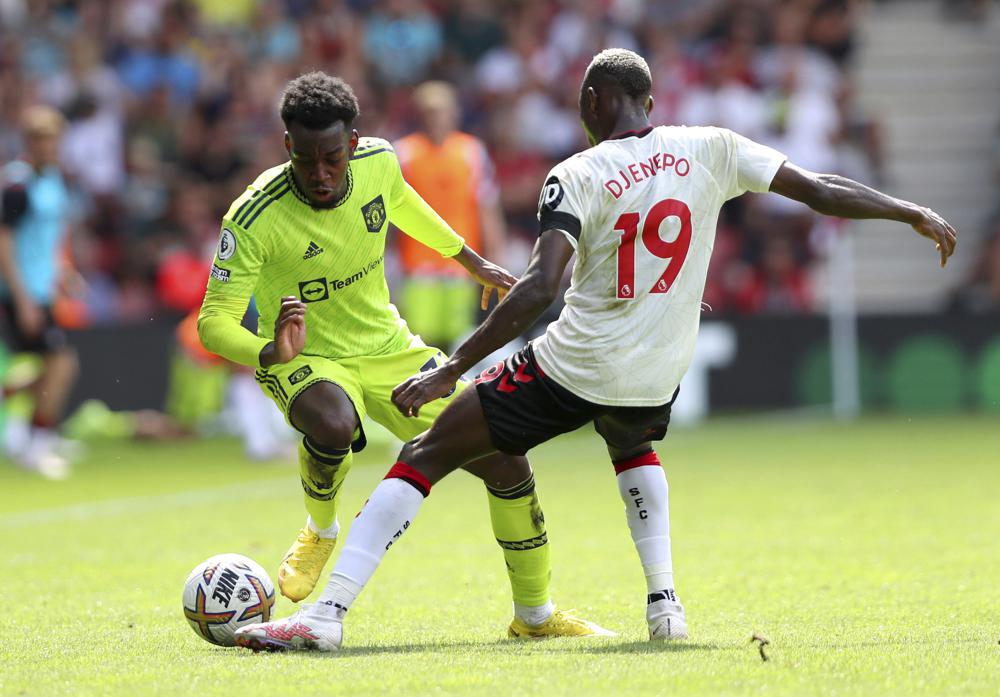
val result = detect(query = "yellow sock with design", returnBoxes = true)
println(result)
[486,474,551,607]
[298,437,353,532]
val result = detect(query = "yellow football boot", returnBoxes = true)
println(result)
[508,609,616,639]
[277,526,337,602]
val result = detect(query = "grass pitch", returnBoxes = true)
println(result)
[1,416,997,696]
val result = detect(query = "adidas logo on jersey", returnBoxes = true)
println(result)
[303,241,324,259]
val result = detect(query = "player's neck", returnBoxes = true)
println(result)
[601,111,651,144]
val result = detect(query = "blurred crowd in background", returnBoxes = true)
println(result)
[0,0,899,325]
[2,0,999,477]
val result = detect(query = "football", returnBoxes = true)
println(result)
[182,554,275,646]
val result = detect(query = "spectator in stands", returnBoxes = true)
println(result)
[395,80,506,350]
[116,4,201,108]
[364,0,442,87]
[442,0,506,66]
[0,0,887,324]
[487,104,549,254]
[678,41,767,140]
[0,106,78,478]
[732,234,813,314]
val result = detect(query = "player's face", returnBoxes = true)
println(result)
[285,121,359,208]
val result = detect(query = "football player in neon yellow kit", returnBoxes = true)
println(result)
[198,72,606,637]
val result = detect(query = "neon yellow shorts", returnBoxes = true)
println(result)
[253,334,467,448]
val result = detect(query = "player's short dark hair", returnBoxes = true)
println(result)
[582,48,652,99]
[280,71,360,130]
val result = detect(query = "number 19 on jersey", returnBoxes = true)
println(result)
[615,198,692,299]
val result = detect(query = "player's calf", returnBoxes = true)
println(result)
[279,437,351,602]
[610,447,687,639]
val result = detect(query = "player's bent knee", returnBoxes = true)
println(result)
[463,452,531,489]
[305,413,357,451]
[290,384,359,451]
[607,442,654,463]
[397,436,447,480]
[397,437,424,468]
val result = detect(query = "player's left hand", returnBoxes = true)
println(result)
[392,365,462,417]
[467,260,518,310]
[911,206,957,267]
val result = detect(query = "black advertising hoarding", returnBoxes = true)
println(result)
[50,313,1000,417]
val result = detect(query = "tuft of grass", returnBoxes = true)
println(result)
[2,416,998,696]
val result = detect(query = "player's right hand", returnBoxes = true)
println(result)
[392,364,462,417]
[271,296,306,364]
[912,207,957,268]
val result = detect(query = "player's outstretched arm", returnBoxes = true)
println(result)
[769,162,957,267]
[392,230,575,417]
[258,296,307,368]
[387,175,517,308]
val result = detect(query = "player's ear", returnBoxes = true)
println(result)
[645,95,654,116]
[283,132,291,156]
[349,129,359,155]
[586,86,598,114]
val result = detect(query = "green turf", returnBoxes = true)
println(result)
[2,416,998,696]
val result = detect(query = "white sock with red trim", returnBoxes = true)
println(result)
[313,462,431,619]
[614,451,674,594]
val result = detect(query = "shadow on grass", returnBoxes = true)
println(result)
[302,639,720,658]
[336,639,505,657]
[574,640,719,654]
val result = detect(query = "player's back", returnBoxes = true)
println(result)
[533,125,785,406]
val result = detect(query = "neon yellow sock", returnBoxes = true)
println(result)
[486,475,551,607]
[298,438,353,531]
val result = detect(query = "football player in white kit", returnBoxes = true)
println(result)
[235,49,957,652]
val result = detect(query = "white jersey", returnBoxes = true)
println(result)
[532,125,786,406]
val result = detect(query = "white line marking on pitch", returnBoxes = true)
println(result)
[0,477,291,529]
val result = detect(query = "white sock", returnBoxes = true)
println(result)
[615,455,674,595]
[307,515,340,539]
[29,426,56,447]
[316,476,427,614]
[514,600,554,627]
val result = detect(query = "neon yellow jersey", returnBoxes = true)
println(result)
[198,137,466,367]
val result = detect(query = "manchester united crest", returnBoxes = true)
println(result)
[361,195,386,233]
